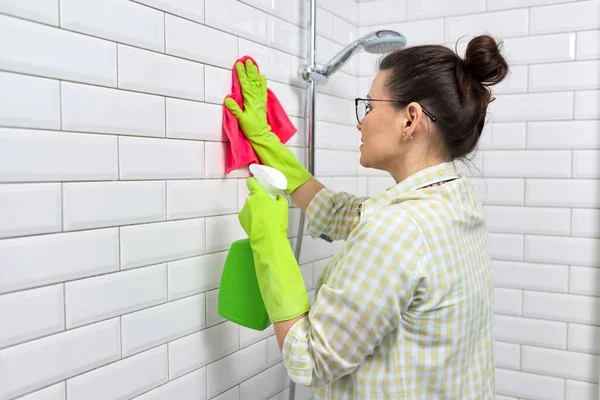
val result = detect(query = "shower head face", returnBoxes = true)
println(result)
[318,30,407,78]
[362,31,408,54]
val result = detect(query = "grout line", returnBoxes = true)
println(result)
[166,338,170,380]
[165,260,170,301]
[116,44,119,88]
[2,255,583,310]
[135,366,210,399]
[164,180,168,222]
[3,189,301,234]
[163,12,166,53]
[0,9,307,59]
[524,121,529,151]
[204,295,210,332]
[0,172,580,185]
[519,344,523,370]
[0,47,347,94]
[63,282,67,329]
[16,381,67,400]
[570,208,573,236]
[209,356,273,399]
[164,97,167,138]
[116,136,121,180]
[0,211,223,240]
[572,89,577,121]
[571,149,574,179]
[58,81,63,130]
[119,316,123,358]
[573,29,578,62]
[60,182,64,232]
[0,123,357,144]
[2,280,213,351]
[566,320,570,351]
[498,340,600,360]
[117,226,122,270]
[62,2,314,59]
[63,344,165,389]
[203,217,208,262]
[0,315,118,352]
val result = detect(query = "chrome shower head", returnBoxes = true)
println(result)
[298,29,407,84]
[362,30,408,54]
[320,30,407,77]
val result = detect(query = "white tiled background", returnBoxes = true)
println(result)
[0,0,359,399]
[0,0,598,399]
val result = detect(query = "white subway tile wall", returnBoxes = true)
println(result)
[0,72,61,130]
[0,0,60,26]
[0,0,598,399]
[61,82,166,138]
[0,14,118,86]
[0,1,357,399]
[60,0,166,52]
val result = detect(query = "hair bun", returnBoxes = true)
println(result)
[462,35,509,86]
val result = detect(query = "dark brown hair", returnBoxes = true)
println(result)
[379,35,509,159]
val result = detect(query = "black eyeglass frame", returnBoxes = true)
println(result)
[354,98,437,124]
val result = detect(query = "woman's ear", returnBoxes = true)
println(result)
[406,102,429,134]
[399,102,421,140]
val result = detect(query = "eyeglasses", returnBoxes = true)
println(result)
[354,98,437,124]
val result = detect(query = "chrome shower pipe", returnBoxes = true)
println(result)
[293,0,317,257]
[292,0,317,276]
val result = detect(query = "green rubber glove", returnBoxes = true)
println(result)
[224,59,312,195]
[239,177,310,323]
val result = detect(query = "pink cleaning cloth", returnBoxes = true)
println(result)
[222,56,297,174]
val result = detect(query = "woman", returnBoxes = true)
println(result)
[225,34,509,399]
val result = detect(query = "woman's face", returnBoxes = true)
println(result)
[357,70,406,171]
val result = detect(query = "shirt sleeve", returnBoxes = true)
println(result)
[305,187,369,242]
[281,207,427,388]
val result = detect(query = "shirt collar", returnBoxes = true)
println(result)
[359,161,460,220]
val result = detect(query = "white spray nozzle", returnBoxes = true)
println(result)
[249,164,288,200]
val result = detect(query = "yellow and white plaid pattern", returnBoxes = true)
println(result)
[282,161,495,399]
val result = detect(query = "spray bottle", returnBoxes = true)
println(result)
[217,164,288,331]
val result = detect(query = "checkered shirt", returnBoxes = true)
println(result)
[282,161,495,399]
